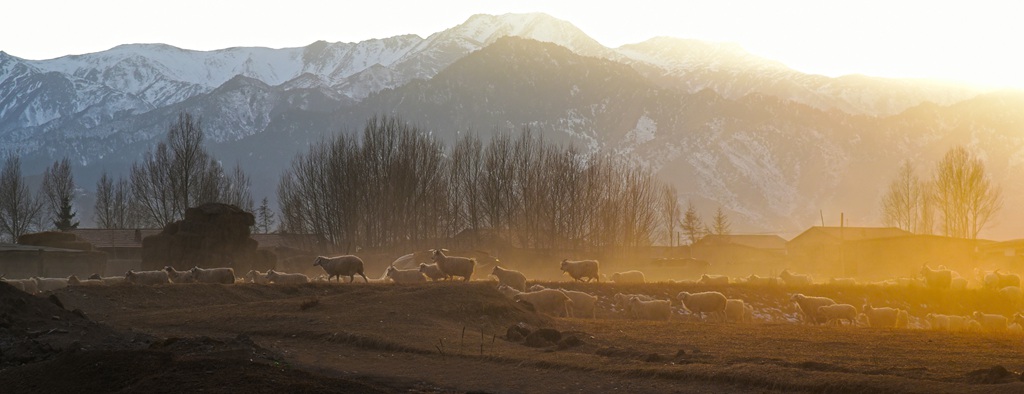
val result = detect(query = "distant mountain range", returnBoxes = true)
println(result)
[1,13,1021,239]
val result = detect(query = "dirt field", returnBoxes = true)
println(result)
[4,280,1024,393]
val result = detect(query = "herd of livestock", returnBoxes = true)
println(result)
[4,248,1024,332]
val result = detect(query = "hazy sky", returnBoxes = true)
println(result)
[4,0,1022,89]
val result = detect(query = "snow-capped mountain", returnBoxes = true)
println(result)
[0,12,1018,238]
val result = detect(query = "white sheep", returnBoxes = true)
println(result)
[385,265,427,284]
[829,277,857,286]
[313,255,368,283]
[244,270,270,284]
[698,274,729,285]
[189,266,236,284]
[164,266,195,284]
[972,311,1008,332]
[496,284,523,298]
[926,313,950,330]
[746,274,778,286]
[88,274,125,285]
[490,266,527,291]
[628,297,672,320]
[125,270,170,285]
[66,275,104,286]
[560,289,598,319]
[611,270,646,284]
[947,315,971,331]
[994,270,1021,288]
[613,293,654,311]
[528,284,547,292]
[861,303,907,328]
[817,304,858,326]
[998,286,1023,304]
[724,299,747,323]
[431,249,475,282]
[513,289,573,317]
[919,265,952,289]
[950,277,968,290]
[418,263,447,281]
[560,259,600,283]
[265,269,309,284]
[779,269,813,286]
[676,291,728,322]
[32,277,69,292]
[790,294,836,325]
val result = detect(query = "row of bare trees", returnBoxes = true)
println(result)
[881,145,1002,239]
[278,116,668,252]
[0,156,83,242]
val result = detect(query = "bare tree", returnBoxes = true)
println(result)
[41,157,78,231]
[254,197,276,234]
[932,146,1001,239]
[679,200,706,245]
[711,206,731,236]
[918,181,935,235]
[880,161,922,233]
[660,185,681,246]
[0,157,44,242]
[131,142,176,227]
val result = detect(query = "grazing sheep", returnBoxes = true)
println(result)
[125,270,170,285]
[528,284,547,292]
[829,277,857,286]
[431,249,476,282]
[972,311,1008,332]
[977,269,1002,289]
[490,266,528,291]
[189,267,235,284]
[628,297,672,321]
[384,265,427,284]
[994,270,1022,288]
[87,274,125,285]
[861,304,904,328]
[698,274,729,286]
[613,293,654,311]
[817,304,858,326]
[164,266,195,284]
[513,289,573,317]
[676,291,728,322]
[947,315,971,331]
[919,265,952,289]
[926,313,950,330]
[265,269,309,284]
[32,277,69,292]
[746,274,778,286]
[560,289,598,319]
[950,277,968,290]
[244,270,270,284]
[560,259,600,283]
[724,299,747,323]
[67,275,103,286]
[779,269,813,286]
[790,294,836,325]
[998,286,1023,304]
[313,255,368,283]
[611,270,646,284]
[496,284,523,298]
[418,263,447,281]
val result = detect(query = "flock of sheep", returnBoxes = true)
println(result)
[5,250,1024,333]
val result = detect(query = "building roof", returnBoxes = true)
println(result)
[694,234,788,250]
[0,243,87,253]
[69,229,161,249]
[789,226,913,245]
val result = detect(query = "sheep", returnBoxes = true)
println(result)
[972,311,1008,332]
[490,266,527,291]
[3,278,36,294]
[861,303,904,328]
[31,277,69,292]
[66,275,104,286]
[676,291,728,322]
[244,270,270,284]
[88,273,126,285]
[817,304,858,326]
[611,270,646,284]
[560,289,598,319]
[418,263,447,281]
[919,265,952,289]
[998,286,1023,304]
[926,313,950,330]
[560,259,600,283]
[164,266,195,284]
[384,265,427,284]
[724,299,747,323]
[627,297,672,320]
[950,277,968,290]
[513,289,573,317]
[529,284,547,292]
[994,270,1022,288]
[431,249,476,282]
[125,270,170,285]
[789,294,836,325]
[613,293,654,311]
[779,269,813,286]
[496,284,523,298]
[265,269,309,284]
[829,277,857,286]
[746,274,778,286]
[313,255,368,283]
[698,274,729,286]
[946,315,970,331]
[189,266,235,284]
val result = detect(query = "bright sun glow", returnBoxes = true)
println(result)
[3,0,1022,90]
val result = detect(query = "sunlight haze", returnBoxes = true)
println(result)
[4,0,1021,90]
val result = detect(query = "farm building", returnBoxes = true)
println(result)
[691,234,788,275]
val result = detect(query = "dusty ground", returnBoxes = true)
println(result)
[4,281,1024,393]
